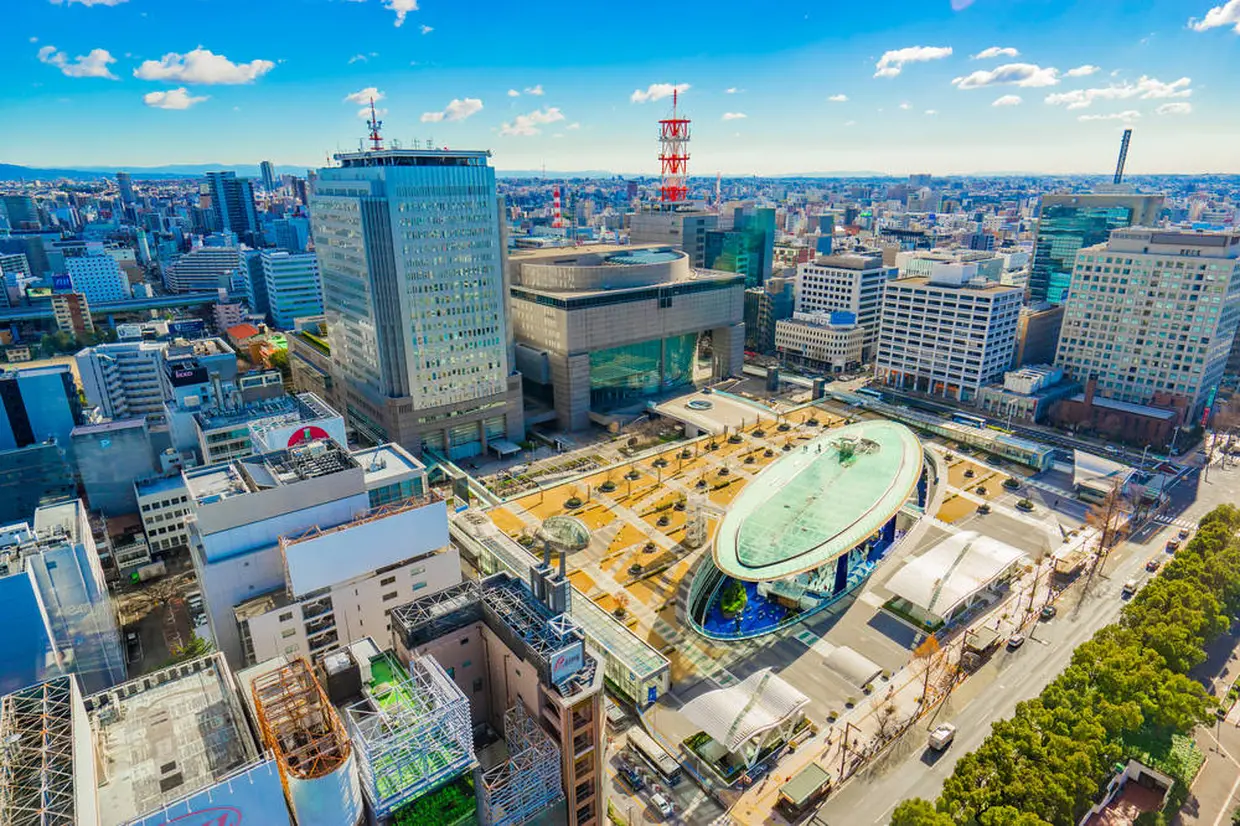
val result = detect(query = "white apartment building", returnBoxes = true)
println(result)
[163,245,245,293]
[875,263,1023,402]
[76,340,170,419]
[260,250,323,329]
[135,475,193,554]
[186,439,460,668]
[895,248,1003,282]
[1055,228,1240,417]
[66,252,130,304]
[774,312,865,373]
[795,253,897,361]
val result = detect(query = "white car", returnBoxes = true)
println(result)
[928,723,957,750]
[649,792,674,820]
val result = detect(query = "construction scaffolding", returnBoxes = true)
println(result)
[345,653,475,818]
[0,677,78,826]
[253,658,354,808]
[479,705,564,826]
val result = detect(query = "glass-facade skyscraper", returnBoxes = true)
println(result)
[1029,193,1164,305]
[310,148,523,458]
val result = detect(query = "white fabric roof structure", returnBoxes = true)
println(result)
[679,669,809,753]
[885,531,1027,621]
[1074,449,1134,493]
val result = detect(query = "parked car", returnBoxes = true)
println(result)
[928,723,957,751]
[1146,558,1161,573]
[650,792,674,820]
[617,766,645,792]
[1040,604,1057,620]
[1007,634,1026,649]
[125,631,142,664]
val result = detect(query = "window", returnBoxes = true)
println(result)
[278,612,293,622]
[382,591,398,601]
[281,629,296,639]
[473,678,483,692]
[380,575,396,587]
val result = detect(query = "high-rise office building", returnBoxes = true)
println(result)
[1030,193,1164,304]
[205,171,260,245]
[162,244,245,293]
[1055,228,1240,419]
[705,206,777,287]
[795,253,897,362]
[260,160,277,194]
[116,171,136,205]
[261,249,323,329]
[0,365,83,451]
[875,263,1023,401]
[310,147,524,457]
[628,204,718,268]
[65,250,131,304]
[0,195,40,230]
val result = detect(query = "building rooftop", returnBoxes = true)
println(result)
[31,499,84,544]
[354,443,426,488]
[186,439,360,505]
[85,653,259,826]
[885,531,1028,621]
[71,418,147,436]
[891,275,1023,295]
[195,393,334,433]
[1069,393,1179,420]
[713,420,923,582]
[135,473,189,497]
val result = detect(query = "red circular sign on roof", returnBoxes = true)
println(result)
[288,425,330,447]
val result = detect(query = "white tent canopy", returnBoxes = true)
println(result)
[885,531,1027,622]
[680,669,809,753]
[1073,449,1134,493]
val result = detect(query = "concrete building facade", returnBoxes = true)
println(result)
[875,265,1023,401]
[65,251,130,304]
[774,311,865,374]
[507,245,745,430]
[261,250,323,330]
[795,253,897,362]
[628,204,718,268]
[311,148,524,459]
[1055,228,1240,419]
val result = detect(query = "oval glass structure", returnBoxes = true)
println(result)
[713,420,923,582]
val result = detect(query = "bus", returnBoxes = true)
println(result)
[855,387,883,401]
[627,727,683,786]
[952,413,986,429]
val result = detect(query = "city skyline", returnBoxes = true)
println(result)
[5,0,1240,175]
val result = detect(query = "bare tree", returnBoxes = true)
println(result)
[913,636,943,709]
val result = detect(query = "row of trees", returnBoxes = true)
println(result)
[893,504,1240,826]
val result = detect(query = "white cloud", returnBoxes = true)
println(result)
[566,122,580,130]
[37,45,117,79]
[348,52,378,64]
[828,93,848,102]
[952,63,1060,89]
[524,85,544,95]
[384,0,418,26]
[507,89,520,97]
[973,46,1019,59]
[844,120,857,127]
[143,87,208,109]
[899,102,911,110]
[874,46,952,78]
[1156,102,1193,115]
[1189,0,1240,33]
[992,94,1023,106]
[722,112,747,120]
[49,0,127,5]
[344,87,384,105]
[925,109,938,115]
[1045,75,1191,109]
[420,24,433,34]
[1066,65,1101,78]
[725,87,742,94]
[420,97,483,123]
[1078,110,1141,122]
[134,47,274,84]
[29,36,38,43]
[499,106,564,136]
[952,0,975,8]
[630,82,689,103]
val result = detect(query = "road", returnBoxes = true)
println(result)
[815,460,1239,825]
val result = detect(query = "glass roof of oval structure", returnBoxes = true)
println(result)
[713,420,923,582]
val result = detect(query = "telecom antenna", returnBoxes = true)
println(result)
[366,98,384,151]
[1113,128,1132,185]
[658,89,691,203]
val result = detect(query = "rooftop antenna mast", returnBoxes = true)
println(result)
[658,88,691,203]
[1113,128,1132,185]
[366,98,384,151]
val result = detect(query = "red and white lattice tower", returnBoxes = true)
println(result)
[552,185,564,228]
[366,98,384,151]
[658,89,691,203]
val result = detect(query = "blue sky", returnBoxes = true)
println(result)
[4,0,1239,175]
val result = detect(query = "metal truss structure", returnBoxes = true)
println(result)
[479,705,564,826]
[252,658,352,803]
[345,654,475,818]
[0,677,77,826]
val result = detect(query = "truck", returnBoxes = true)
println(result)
[928,723,957,751]
[1052,547,1087,579]
[134,560,167,582]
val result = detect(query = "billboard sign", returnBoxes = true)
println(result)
[168,365,208,388]
[549,640,585,685]
[52,274,73,292]
[287,425,330,447]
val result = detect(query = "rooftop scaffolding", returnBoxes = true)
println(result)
[345,653,475,818]
[0,677,78,826]
[479,705,564,826]
[252,658,353,803]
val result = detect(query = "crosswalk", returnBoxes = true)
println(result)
[1151,514,1196,531]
